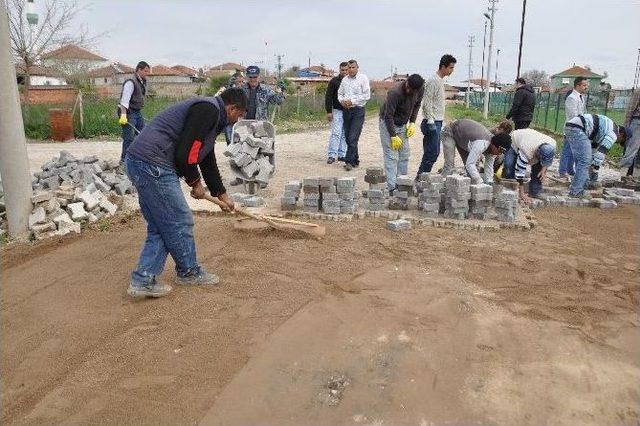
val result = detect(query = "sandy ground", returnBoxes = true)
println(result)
[3,119,638,425]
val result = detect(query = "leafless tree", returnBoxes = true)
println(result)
[520,69,551,88]
[6,0,97,101]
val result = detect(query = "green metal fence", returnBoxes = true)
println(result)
[468,90,630,134]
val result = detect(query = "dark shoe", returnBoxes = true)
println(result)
[229,178,243,186]
[127,279,172,298]
[567,191,592,200]
[176,267,220,286]
[344,163,353,171]
[327,157,335,164]
[338,157,346,162]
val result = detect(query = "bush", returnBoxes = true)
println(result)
[206,76,229,96]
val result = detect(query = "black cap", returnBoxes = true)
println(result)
[490,133,512,150]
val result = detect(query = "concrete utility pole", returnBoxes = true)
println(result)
[483,0,498,119]
[275,54,284,80]
[0,0,33,239]
[516,0,527,79]
[480,19,488,98]
[634,48,640,90]
[466,35,475,108]
[494,48,501,92]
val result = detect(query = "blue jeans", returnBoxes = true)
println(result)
[343,106,365,166]
[417,119,442,177]
[125,155,200,285]
[379,119,410,191]
[121,110,145,162]
[565,127,592,196]
[619,117,640,169]
[327,109,347,159]
[558,140,575,176]
[503,147,546,196]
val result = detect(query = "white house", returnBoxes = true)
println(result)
[88,62,135,86]
[15,63,67,86]
[41,44,109,76]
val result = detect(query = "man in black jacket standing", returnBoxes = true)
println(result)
[325,62,349,164]
[506,78,536,129]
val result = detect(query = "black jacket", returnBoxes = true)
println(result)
[507,84,535,122]
[325,75,344,113]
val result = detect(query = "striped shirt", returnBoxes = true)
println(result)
[511,129,557,181]
[567,114,617,151]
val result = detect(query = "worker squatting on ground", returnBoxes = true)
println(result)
[440,118,513,184]
[325,61,349,164]
[503,128,556,203]
[415,54,457,179]
[118,61,151,163]
[124,88,248,298]
[378,74,424,191]
[564,113,631,198]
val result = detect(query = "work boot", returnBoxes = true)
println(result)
[327,157,335,164]
[176,267,220,286]
[127,279,172,298]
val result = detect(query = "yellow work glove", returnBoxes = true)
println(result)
[406,122,417,138]
[390,136,403,150]
[118,113,128,126]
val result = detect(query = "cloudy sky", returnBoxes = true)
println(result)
[66,0,639,87]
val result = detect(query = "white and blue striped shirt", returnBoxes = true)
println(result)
[567,114,617,150]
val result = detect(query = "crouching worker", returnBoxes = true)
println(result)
[124,88,248,298]
[565,113,630,198]
[440,118,512,184]
[503,128,556,203]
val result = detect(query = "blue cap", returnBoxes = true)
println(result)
[538,143,555,167]
[246,65,260,77]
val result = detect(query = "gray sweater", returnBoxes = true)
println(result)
[450,119,493,151]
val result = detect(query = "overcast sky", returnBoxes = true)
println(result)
[66,0,640,87]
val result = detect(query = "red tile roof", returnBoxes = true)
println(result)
[87,62,134,78]
[171,65,197,75]
[150,65,185,76]
[42,44,107,61]
[15,63,63,77]
[551,66,603,78]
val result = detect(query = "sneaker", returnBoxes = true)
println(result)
[229,178,243,186]
[327,157,335,164]
[176,267,220,286]
[338,157,346,162]
[344,163,353,171]
[567,191,592,200]
[127,280,172,298]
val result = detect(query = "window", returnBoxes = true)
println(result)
[561,78,570,84]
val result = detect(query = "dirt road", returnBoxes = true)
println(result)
[3,205,639,425]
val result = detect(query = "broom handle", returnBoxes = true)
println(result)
[200,193,279,227]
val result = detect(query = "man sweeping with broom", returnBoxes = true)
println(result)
[124,88,248,298]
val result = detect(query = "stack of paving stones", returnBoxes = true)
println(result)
[364,167,388,211]
[469,184,493,219]
[280,181,302,211]
[603,188,640,205]
[336,177,359,214]
[389,175,413,210]
[230,193,265,207]
[416,173,444,217]
[23,151,128,240]
[387,219,412,232]
[319,177,341,215]
[224,120,275,185]
[302,177,321,213]
[444,175,471,220]
[495,190,518,222]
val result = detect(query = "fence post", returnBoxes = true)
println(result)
[544,92,551,128]
[296,91,301,116]
[554,92,561,132]
[604,90,610,116]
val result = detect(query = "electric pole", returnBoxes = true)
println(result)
[0,0,34,239]
[466,35,475,108]
[634,48,640,90]
[483,0,498,119]
[516,0,527,79]
[494,48,501,92]
[481,19,488,97]
[275,54,284,79]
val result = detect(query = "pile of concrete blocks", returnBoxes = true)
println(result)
[444,175,471,220]
[416,173,444,217]
[495,190,518,222]
[603,188,640,205]
[317,177,342,215]
[230,193,265,207]
[280,181,302,211]
[387,219,412,232]
[389,175,413,210]
[32,150,134,196]
[469,184,493,219]
[336,177,359,214]
[225,120,275,185]
[302,177,321,213]
[364,167,388,211]
[28,184,119,240]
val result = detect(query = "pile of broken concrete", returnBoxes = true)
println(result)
[225,120,275,185]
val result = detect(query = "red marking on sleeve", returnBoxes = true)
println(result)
[188,140,202,164]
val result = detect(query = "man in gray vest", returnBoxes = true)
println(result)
[118,61,151,162]
[125,88,248,298]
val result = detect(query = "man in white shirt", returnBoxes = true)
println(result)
[118,61,151,163]
[503,128,556,202]
[557,77,588,181]
[338,59,371,170]
[416,54,456,178]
